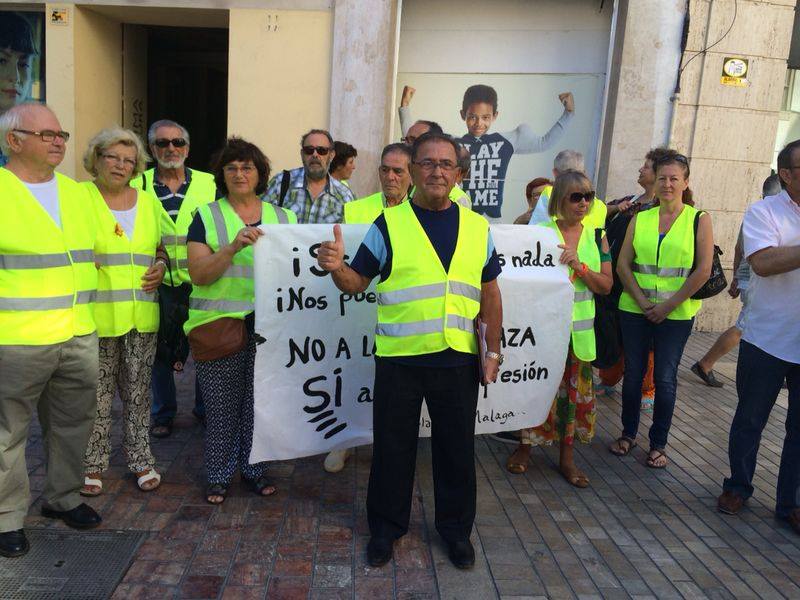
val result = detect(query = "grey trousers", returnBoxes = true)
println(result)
[0,333,99,532]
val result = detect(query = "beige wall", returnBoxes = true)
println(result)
[45,4,122,179]
[671,0,794,331]
[227,8,333,174]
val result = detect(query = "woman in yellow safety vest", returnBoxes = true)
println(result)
[507,172,612,487]
[80,127,167,496]
[185,138,296,505]
[610,152,714,468]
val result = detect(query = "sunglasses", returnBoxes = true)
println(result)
[154,138,187,148]
[568,191,595,203]
[302,145,331,156]
[13,128,70,142]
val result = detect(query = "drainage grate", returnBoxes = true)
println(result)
[0,529,146,600]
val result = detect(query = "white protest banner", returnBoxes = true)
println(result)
[251,224,573,462]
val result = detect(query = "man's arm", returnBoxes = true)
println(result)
[748,246,800,277]
[480,278,503,384]
[502,92,575,154]
[398,86,415,137]
[317,224,372,293]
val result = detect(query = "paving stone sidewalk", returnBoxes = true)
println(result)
[18,331,800,599]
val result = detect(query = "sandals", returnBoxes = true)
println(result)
[559,465,590,488]
[646,449,667,469]
[243,474,277,497]
[137,470,162,492]
[609,436,637,457]
[80,475,103,497]
[506,445,531,474]
[206,483,228,505]
[150,423,172,438]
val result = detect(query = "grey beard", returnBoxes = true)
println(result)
[157,157,185,169]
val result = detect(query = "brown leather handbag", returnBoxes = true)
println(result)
[188,317,247,362]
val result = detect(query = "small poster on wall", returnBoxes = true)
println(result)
[1,10,46,164]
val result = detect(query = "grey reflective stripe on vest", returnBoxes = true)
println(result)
[573,289,594,302]
[377,282,445,306]
[446,314,474,333]
[189,298,254,312]
[633,263,691,278]
[0,253,71,269]
[272,205,289,224]
[162,235,187,246]
[449,281,481,303]
[176,259,190,269]
[208,202,230,247]
[224,264,254,278]
[572,318,594,332]
[135,290,157,302]
[70,249,96,263]
[95,253,153,267]
[375,318,442,337]
[76,290,96,304]
[0,295,74,310]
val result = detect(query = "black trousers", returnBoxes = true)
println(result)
[367,358,479,543]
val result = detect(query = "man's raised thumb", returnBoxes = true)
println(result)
[333,223,343,245]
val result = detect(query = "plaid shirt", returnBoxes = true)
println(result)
[262,167,354,224]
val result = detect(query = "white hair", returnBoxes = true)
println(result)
[553,149,585,175]
[0,102,58,154]
[147,119,190,145]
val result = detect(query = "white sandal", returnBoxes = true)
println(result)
[80,476,103,497]
[136,470,161,492]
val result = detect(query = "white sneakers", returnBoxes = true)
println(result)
[323,447,353,473]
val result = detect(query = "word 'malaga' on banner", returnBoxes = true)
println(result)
[251,224,574,462]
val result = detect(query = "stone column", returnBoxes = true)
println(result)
[329,0,400,198]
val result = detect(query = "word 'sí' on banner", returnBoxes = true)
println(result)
[251,224,573,462]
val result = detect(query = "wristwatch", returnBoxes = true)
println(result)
[485,351,504,365]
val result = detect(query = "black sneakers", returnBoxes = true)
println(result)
[0,529,29,558]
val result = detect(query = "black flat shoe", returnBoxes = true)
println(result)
[447,539,475,569]
[41,503,101,529]
[366,537,393,567]
[691,362,724,388]
[150,422,173,438]
[0,529,29,558]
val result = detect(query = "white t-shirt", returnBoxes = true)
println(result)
[23,177,61,228]
[742,190,800,363]
[111,204,138,239]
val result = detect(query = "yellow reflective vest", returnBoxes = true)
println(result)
[184,199,297,335]
[541,185,607,230]
[86,183,162,337]
[0,169,97,345]
[540,220,600,361]
[344,192,387,224]
[375,201,487,357]
[130,168,217,286]
[618,204,701,320]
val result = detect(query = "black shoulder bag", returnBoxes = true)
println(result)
[591,228,622,369]
[690,210,727,300]
[278,170,291,207]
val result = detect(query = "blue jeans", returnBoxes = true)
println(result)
[723,340,800,517]
[619,311,693,449]
[151,355,204,425]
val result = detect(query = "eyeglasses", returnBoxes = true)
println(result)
[13,129,70,142]
[302,145,331,156]
[568,191,595,203]
[413,159,457,172]
[101,153,136,169]
[154,138,187,148]
[223,164,256,175]
[401,136,417,145]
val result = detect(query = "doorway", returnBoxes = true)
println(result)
[144,26,228,172]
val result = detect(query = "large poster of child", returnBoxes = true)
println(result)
[396,73,605,223]
[0,10,45,165]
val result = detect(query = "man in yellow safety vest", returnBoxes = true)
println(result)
[0,103,102,558]
[317,132,503,570]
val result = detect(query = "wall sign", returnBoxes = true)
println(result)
[721,57,749,87]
